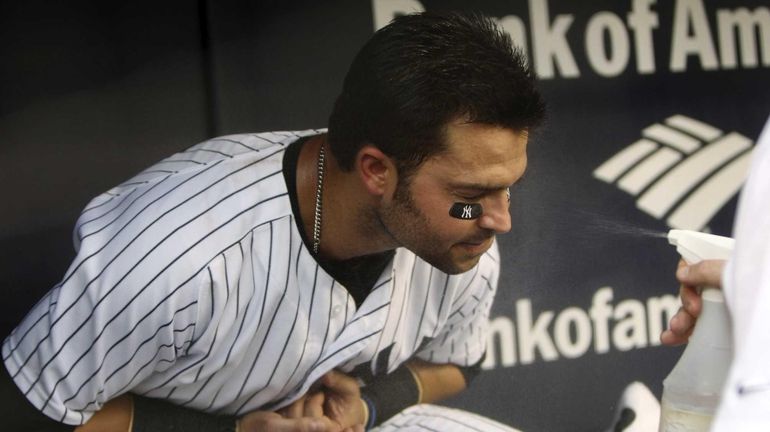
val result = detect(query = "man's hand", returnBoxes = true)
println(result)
[278,392,326,420]
[320,370,366,432]
[239,384,364,432]
[240,394,333,432]
[238,410,324,432]
[661,259,725,346]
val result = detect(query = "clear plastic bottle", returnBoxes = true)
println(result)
[660,230,734,432]
[659,288,732,431]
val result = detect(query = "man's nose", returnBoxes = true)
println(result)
[477,191,511,234]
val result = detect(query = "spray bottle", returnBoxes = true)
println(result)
[659,229,734,431]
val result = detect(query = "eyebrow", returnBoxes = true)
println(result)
[448,182,509,192]
[448,172,528,191]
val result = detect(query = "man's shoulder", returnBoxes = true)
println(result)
[189,129,324,159]
[82,129,324,209]
[71,130,323,252]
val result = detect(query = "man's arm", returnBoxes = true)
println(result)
[26,393,232,432]
[77,392,367,432]
[0,384,341,432]
[312,362,467,431]
[73,395,132,432]
[345,358,478,429]
[404,358,467,403]
[72,394,350,432]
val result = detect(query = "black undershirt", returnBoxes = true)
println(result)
[282,136,394,307]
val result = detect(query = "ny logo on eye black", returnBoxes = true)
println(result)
[450,202,482,220]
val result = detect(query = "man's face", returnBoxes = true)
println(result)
[377,119,528,274]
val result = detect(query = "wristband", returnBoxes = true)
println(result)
[359,366,420,427]
[360,393,377,431]
[131,394,237,432]
[404,363,424,403]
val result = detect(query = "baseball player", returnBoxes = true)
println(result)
[1,11,544,432]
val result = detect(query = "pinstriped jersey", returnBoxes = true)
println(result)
[2,130,500,425]
[375,404,520,431]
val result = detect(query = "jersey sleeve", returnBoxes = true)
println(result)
[415,243,500,367]
[1,195,207,425]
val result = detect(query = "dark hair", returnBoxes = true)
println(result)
[327,11,545,175]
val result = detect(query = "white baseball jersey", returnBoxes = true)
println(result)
[2,130,499,426]
[376,404,522,432]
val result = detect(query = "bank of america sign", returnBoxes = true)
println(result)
[594,115,754,231]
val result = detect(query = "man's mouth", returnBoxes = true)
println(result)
[456,237,494,253]
[462,236,494,246]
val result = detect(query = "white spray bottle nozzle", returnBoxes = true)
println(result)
[667,229,734,264]
[667,229,734,302]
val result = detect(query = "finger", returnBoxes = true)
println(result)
[661,312,689,346]
[676,260,725,288]
[304,392,325,418]
[660,308,694,346]
[669,307,696,336]
[661,308,695,346]
[262,417,331,432]
[323,393,344,421]
[679,284,702,317]
[239,412,278,432]
[282,396,306,419]
[660,328,688,346]
[241,411,318,432]
[322,370,359,396]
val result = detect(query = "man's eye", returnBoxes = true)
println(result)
[459,193,484,201]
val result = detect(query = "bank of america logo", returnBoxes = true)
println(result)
[593,115,754,230]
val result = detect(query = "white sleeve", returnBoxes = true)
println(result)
[416,242,500,366]
[713,116,770,431]
[375,404,522,432]
[1,219,205,425]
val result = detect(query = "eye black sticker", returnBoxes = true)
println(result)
[449,202,483,220]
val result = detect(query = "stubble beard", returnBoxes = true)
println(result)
[376,179,472,275]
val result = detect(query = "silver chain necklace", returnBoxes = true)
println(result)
[312,142,326,254]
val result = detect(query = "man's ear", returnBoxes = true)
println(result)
[356,145,397,197]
